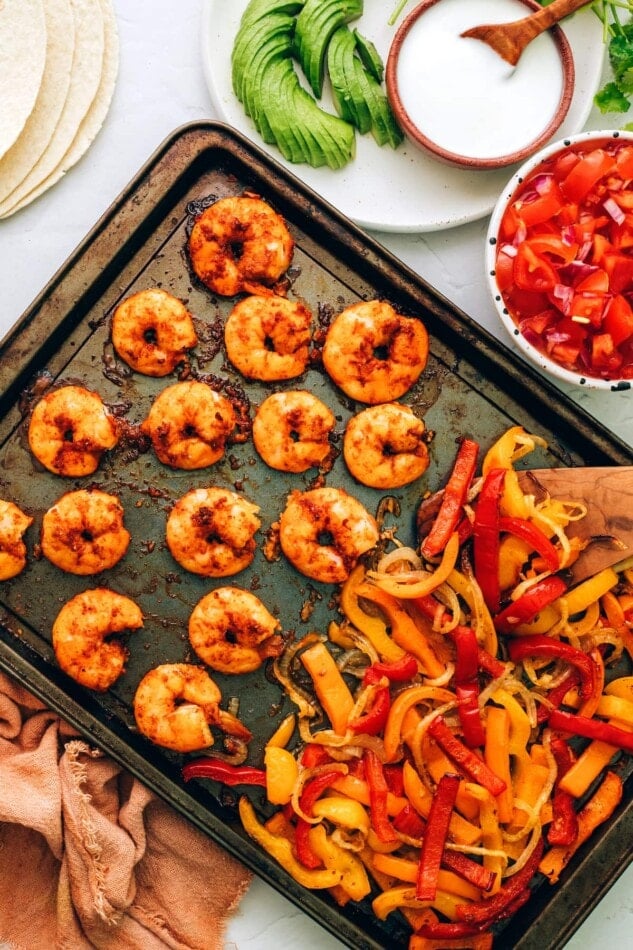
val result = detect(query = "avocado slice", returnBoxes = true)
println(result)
[294,0,363,98]
[353,28,384,83]
[328,25,370,134]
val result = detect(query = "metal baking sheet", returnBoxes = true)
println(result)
[1,122,632,950]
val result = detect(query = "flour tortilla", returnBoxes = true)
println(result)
[0,0,75,203]
[0,0,107,217]
[0,0,47,161]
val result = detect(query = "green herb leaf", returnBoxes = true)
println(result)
[594,81,631,114]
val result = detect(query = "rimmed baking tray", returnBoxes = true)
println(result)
[1,122,632,950]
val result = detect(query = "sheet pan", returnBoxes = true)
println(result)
[1,122,632,949]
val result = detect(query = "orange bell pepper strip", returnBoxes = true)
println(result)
[463,783,505,896]
[402,761,482,847]
[484,705,514,824]
[331,773,407,817]
[299,640,354,735]
[409,934,493,950]
[371,854,482,902]
[539,770,623,883]
[383,685,456,762]
[339,564,405,663]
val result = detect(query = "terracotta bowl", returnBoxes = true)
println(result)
[385,0,575,170]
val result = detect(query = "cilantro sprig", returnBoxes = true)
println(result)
[590,0,633,119]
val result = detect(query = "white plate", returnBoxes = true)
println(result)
[202,0,606,233]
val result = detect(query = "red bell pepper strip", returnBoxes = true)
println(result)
[420,438,479,559]
[547,735,579,847]
[293,768,343,869]
[536,668,580,724]
[456,684,486,749]
[416,921,487,939]
[384,763,405,797]
[473,467,506,613]
[549,709,633,753]
[451,625,479,683]
[363,652,418,684]
[182,758,267,787]
[477,647,507,679]
[450,625,485,747]
[428,717,507,797]
[494,575,567,633]
[498,516,560,572]
[348,686,391,736]
[455,835,544,926]
[441,850,496,893]
[507,635,600,703]
[416,773,461,900]
[294,819,322,869]
[364,750,398,844]
[300,744,332,768]
[393,802,426,838]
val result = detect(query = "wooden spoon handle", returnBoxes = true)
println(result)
[514,0,593,43]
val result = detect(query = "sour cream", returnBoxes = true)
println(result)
[389,0,571,165]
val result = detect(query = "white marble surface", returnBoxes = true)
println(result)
[1,1,633,947]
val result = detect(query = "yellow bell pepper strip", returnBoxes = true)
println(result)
[601,589,633,660]
[331,773,407,816]
[299,640,355,735]
[367,532,461,602]
[311,796,371,835]
[494,575,568,633]
[265,712,296,749]
[416,773,461,900]
[445,567,498,656]
[484,705,513,824]
[339,564,405,662]
[473,467,506,613]
[364,749,399,843]
[372,853,483,901]
[238,796,343,890]
[307,824,371,901]
[264,745,299,805]
[507,635,601,705]
[539,770,623,884]
[560,566,619,616]
[547,735,579,847]
[402,761,482,847]
[420,437,479,560]
[383,685,456,762]
[410,933,493,950]
[427,717,507,797]
[463,783,505,897]
[499,516,561,572]
[294,768,348,869]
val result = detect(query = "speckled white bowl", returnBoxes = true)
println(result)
[486,129,633,391]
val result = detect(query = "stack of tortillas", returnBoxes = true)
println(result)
[0,0,118,219]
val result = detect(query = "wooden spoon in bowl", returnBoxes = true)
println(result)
[461,0,592,66]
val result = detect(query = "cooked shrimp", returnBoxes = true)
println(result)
[133,663,253,752]
[52,588,143,691]
[0,499,33,580]
[188,587,284,675]
[166,487,260,577]
[111,288,198,376]
[188,195,294,297]
[41,488,130,575]
[141,380,236,469]
[343,403,430,489]
[322,301,429,404]
[224,295,312,381]
[28,385,119,477]
[278,487,379,584]
[252,390,335,473]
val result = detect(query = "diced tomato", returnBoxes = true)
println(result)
[603,252,633,292]
[553,149,580,180]
[574,269,609,294]
[511,176,565,227]
[604,294,633,346]
[523,234,578,263]
[616,145,633,180]
[561,148,616,203]
[513,244,558,292]
[569,292,606,327]
[494,247,517,293]
[592,332,623,371]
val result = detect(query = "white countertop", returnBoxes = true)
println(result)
[1,1,632,947]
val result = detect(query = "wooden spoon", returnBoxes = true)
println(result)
[518,467,633,583]
[461,0,591,67]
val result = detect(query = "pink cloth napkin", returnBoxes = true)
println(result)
[0,672,252,949]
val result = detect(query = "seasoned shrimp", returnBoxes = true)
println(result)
[111,288,197,376]
[28,385,119,477]
[188,195,294,297]
[0,499,33,580]
[41,488,130,575]
[322,301,429,404]
[166,487,260,577]
[343,403,430,489]
[252,390,335,473]
[133,663,253,752]
[141,380,236,469]
[189,587,283,675]
[52,588,143,691]
[278,487,379,584]
[224,295,312,381]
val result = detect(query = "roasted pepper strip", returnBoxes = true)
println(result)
[363,652,418,684]
[549,708,633,753]
[547,736,579,847]
[308,824,371,900]
[416,773,461,901]
[428,717,507,797]
[455,836,544,927]
[364,749,398,843]
[507,635,600,703]
[421,438,479,559]
[484,705,513,824]
[340,564,406,662]
[494,575,568,632]
[300,640,355,735]
[473,467,506,613]
[348,685,391,736]
[182,758,266,787]
[451,625,485,748]
[498,515,560,572]
[383,685,456,762]
[238,797,342,889]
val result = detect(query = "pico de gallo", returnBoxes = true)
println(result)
[183,427,633,948]
[493,135,633,381]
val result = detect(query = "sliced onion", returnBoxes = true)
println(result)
[604,196,626,224]
[376,546,422,574]
[290,761,349,823]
